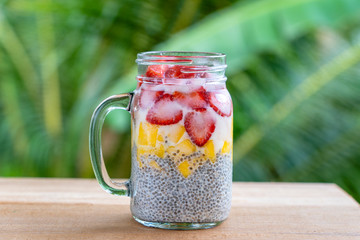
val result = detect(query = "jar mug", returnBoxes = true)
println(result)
[89,51,233,230]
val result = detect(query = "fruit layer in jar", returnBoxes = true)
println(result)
[132,64,232,178]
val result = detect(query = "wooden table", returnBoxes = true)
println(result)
[0,178,359,239]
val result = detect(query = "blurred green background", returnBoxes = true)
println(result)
[1,0,360,202]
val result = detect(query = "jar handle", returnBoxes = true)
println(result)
[89,93,133,196]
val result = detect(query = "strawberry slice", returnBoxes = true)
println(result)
[165,65,196,79]
[145,65,169,78]
[146,94,183,125]
[208,90,232,117]
[139,88,164,109]
[136,75,144,88]
[184,111,216,147]
[173,87,208,111]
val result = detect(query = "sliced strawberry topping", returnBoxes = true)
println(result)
[208,90,232,117]
[173,91,186,104]
[146,94,183,125]
[136,75,144,88]
[173,87,208,111]
[188,87,208,110]
[145,65,169,78]
[139,89,164,109]
[184,111,215,147]
[165,65,196,79]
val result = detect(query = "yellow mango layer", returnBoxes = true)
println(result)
[167,139,196,156]
[155,144,165,158]
[157,134,164,142]
[204,140,216,163]
[168,125,186,144]
[136,149,143,168]
[138,122,158,147]
[178,160,191,178]
[221,141,232,154]
[137,144,164,158]
[149,160,161,170]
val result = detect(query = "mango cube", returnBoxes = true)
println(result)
[221,141,232,154]
[138,122,158,147]
[136,147,146,168]
[178,160,191,178]
[168,125,186,144]
[167,139,196,155]
[204,140,216,163]
[157,134,164,142]
[155,144,165,158]
[149,160,161,170]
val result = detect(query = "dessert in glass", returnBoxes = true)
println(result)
[89,51,232,230]
[130,52,232,229]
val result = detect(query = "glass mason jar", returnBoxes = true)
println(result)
[89,51,233,230]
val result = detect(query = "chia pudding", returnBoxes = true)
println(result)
[130,62,233,225]
[130,147,232,223]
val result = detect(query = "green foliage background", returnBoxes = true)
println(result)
[1,0,360,202]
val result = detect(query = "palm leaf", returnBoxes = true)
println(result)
[230,30,360,202]
[106,0,360,130]
[36,10,62,137]
[233,40,360,160]
[154,0,360,74]
[0,11,39,103]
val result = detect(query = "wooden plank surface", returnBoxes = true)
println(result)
[0,178,359,240]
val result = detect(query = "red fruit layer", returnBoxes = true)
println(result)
[208,90,232,117]
[184,111,215,147]
[145,65,169,78]
[139,88,164,108]
[173,87,208,111]
[165,65,197,79]
[146,94,183,125]
[145,65,208,80]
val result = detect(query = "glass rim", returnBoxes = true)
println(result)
[136,51,227,83]
[136,51,226,64]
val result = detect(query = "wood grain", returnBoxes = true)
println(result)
[0,178,359,240]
